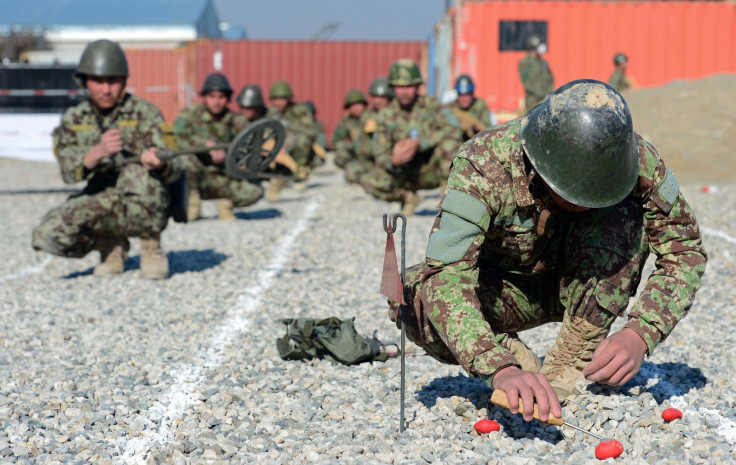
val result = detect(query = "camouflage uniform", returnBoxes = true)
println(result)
[518,54,554,112]
[343,110,379,184]
[332,114,363,168]
[448,97,493,142]
[267,103,316,180]
[609,69,631,93]
[32,93,179,258]
[358,96,463,202]
[173,103,263,207]
[389,118,707,385]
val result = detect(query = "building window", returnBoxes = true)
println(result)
[499,21,548,51]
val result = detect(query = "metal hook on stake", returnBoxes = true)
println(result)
[382,212,407,432]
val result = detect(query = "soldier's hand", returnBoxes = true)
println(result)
[141,148,165,170]
[205,140,227,165]
[492,366,561,422]
[584,328,647,386]
[99,129,123,157]
[391,138,419,166]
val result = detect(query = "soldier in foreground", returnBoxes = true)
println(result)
[174,73,263,221]
[609,53,634,93]
[359,59,462,216]
[518,35,554,113]
[333,89,367,169]
[446,74,496,142]
[32,39,179,279]
[266,80,316,196]
[388,80,706,422]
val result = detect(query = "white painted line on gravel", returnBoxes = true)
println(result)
[112,196,322,464]
[701,226,736,246]
[0,256,52,284]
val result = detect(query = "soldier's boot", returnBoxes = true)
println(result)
[400,191,422,217]
[293,166,311,191]
[503,332,542,373]
[140,234,170,280]
[188,189,202,222]
[217,198,236,221]
[266,178,287,202]
[540,312,610,401]
[93,238,130,277]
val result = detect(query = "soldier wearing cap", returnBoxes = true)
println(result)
[518,35,554,113]
[358,59,463,216]
[609,53,634,93]
[174,72,263,221]
[447,74,496,141]
[387,80,706,422]
[32,39,179,280]
[266,80,317,199]
[333,89,368,169]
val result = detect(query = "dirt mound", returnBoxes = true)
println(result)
[625,73,736,185]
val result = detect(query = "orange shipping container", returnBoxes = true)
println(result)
[454,1,736,113]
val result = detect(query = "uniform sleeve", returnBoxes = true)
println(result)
[371,112,396,169]
[173,109,197,149]
[137,104,180,182]
[52,118,92,184]
[419,153,520,383]
[623,141,707,354]
[419,102,462,152]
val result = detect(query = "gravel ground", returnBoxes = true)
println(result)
[1,157,735,465]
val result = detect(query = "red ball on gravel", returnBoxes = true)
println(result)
[595,440,624,460]
[662,408,683,422]
[474,419,500,434]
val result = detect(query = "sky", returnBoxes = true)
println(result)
[212,0,449,41]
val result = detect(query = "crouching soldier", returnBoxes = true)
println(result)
[32,39,180,279]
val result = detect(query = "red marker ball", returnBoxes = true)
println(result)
[662,408,683,422]
[474,419,500,434]
[595,440,624,460]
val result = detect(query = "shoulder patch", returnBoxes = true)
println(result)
[71,124,93,131]
[425,212,482,264]
[159,122,178,149]
[651,168,679,214]
[441,189,490,231]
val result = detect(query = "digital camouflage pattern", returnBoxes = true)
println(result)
[518,54,554,112]
[173,104,263,207]
[267,102,317,179]
[343,110,380,184]
[448,97,493,141]
[32,93,179,258]
[388,118,707,384]
[332,114,363,168]
[359,96,463,201]
[609,69,631,93]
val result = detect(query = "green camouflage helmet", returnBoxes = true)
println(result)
[520,79,639,208]
[525,35,542,51]
[344,89,367,108]
[200,72,233,96]
[236,84,265,108]
[269,80,294,99]
[613,53,628,65]
[76,39,129,78]
[369,77,393,98]
[388,59,423,86]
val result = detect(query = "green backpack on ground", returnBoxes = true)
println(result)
[276,317,391,365]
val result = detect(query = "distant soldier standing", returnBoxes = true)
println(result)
[518,35,554,113]
[266,80,316,196]
[447,74,496,141]
[359,59,463,216]
[333,89,367,169]
[609,53,634,93]
[174,73,263,221]
[32,39,178,279]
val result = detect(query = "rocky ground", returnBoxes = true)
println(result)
[0,151,734,464]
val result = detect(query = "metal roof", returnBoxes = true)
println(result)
[0,0,217,28]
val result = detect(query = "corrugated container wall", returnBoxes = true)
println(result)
[454,1,736,113]
[192,40,424,140]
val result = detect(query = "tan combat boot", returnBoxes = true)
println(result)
[266,178,287,202]
[504,332,543,373]
[93,238,130,277]
[188,190,202,222]
[400,191,422,217]
[540,312,610,401]
[293,166,311,191]
[140,234,170,280]
[217,198,236,221]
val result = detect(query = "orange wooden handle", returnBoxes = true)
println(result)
[491,389,564,426]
